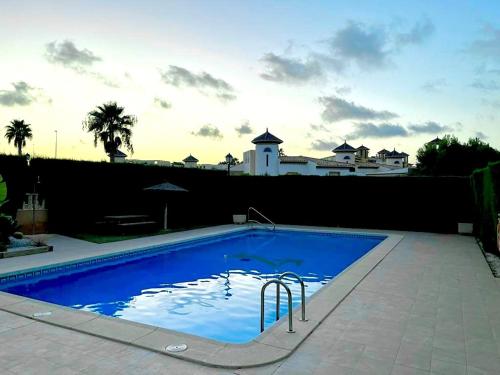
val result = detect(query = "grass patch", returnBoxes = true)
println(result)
[71,229,171,244]
[69,225,215,244]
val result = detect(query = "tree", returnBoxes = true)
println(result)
[219,157,240,165]
[4,119,32,156]
[83,102,137,163]
[415,135,500,176]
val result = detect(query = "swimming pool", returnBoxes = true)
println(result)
[0,229,385,344]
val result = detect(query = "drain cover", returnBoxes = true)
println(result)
[165,344,188,353]
[33,312,52,318]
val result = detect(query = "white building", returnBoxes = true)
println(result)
[108,149,127,163]
[182,154,199,168]
[242,130,410,176]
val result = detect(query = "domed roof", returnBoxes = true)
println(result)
[183,154,199,163]
[252,129,283,144]
[333,141,356,152]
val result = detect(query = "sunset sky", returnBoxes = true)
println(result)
[1,0,499,163]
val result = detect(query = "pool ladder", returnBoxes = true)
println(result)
[248,207,276,231]
[260,272,308,333]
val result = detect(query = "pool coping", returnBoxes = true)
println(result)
[0,225,403,369]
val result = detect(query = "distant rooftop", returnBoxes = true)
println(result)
[183,154,199,163]
[333,141,357,152]
[357,145,370,150]
[427,137,441,145]
[252,129,283,144]
[108,149,127,157]
[385,149,407,158]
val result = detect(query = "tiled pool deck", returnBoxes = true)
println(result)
[0,225,499,374]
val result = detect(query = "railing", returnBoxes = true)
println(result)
[260,272,308,334]
[248,207,275,231]
[260,279,294,333]
[278,272,307,322]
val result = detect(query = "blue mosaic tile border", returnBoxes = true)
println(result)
[0,228,386,287]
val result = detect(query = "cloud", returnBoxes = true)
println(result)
[328,22,389,69]
[408,121,451,134]
[421,78,447,92]
[45,40,120,87]
[325,18,434,71]
[319,96,398,123]
[160,65,236,102]
[474,131,488,139]
[310,124,329,132]
[0,81,40,106]
[191,124,223,139]
[154,97,172,109]
[334,86,351,95]
[235,121,252,136]
[345,121,451,140]
[260,17,433,85]
[470,80,500,91]
[468,25,500,60]
[260,53,324,84]
[346,122,408,139]
[481,98,500,107]
[310,139,339,151]
[395,17,435,47]
[45,40,101,69]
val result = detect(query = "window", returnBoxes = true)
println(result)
[394,160,400,164]
[263,147,272,152]
[343,155,350,160]
[266,154,269,167]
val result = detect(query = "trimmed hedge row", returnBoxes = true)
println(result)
[0,156,474,234]
[471,161,500,253]
[0,155,30,216]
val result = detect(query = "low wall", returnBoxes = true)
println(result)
[15,209,48,234]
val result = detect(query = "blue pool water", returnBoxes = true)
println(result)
[1,229,384,343]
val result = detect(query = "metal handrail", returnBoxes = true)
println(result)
[260,279,294,333]
[278,272,307,322]
[248,207,276,231]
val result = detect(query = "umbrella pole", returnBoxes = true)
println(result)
[164,203,168,230]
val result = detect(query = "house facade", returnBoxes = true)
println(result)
[242,130,410,176]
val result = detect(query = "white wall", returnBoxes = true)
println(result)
[334,152,356,163]
[314,167,353,176]
[385,158,404,166]
[243,150,255,175]
[255,144,279,175]
[278,162,315,175]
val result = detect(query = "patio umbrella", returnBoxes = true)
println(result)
[143,182,188,230]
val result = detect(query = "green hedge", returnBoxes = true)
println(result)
[472,161,500,253]
[0,155,475,234]
[0,155,30,216]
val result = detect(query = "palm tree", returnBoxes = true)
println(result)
[83,102,137,163]
[5,120,32,156]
